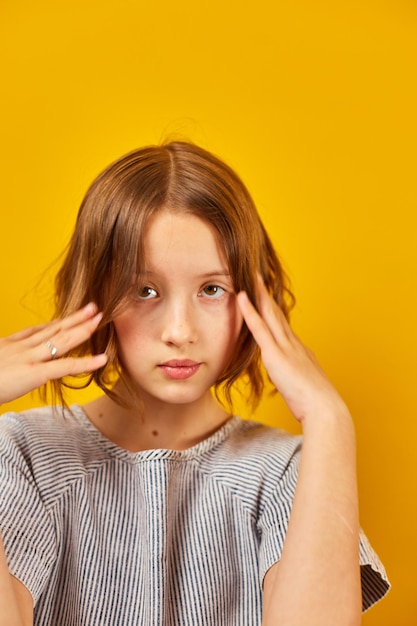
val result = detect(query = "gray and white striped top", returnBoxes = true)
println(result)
[0,405,389,625]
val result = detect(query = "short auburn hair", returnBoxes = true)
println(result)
[51,141,294,409]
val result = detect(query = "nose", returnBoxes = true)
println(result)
[160,298,198,347]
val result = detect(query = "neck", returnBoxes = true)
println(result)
[82,388,231,452]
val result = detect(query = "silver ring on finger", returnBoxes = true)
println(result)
[44,339,58,360]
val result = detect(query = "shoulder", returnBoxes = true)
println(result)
[0,406,60,462]
[0,406,109,496]
[196,418,302,513]
[206,418,301,474]
[1,405,92,452]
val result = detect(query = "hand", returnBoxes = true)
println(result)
[237,277,348,424]
[0,303,108,406]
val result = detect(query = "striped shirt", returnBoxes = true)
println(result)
[0,405,389,625]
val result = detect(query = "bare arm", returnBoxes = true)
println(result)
[262,410,360,625]
[237,279,361,626]
[0,534,33,626]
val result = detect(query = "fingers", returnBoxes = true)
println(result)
[255,275,292,344]
[53,302,100,332]
[6,322,51,342]
[237,287,292,398]
[38,311,104,361]
[40,353,108,383]
[30,303,100,346]
[4,304,107,364]
[237,276,292,351]
[236,291,275,351]
[237,276,347,425]
[5,304,100,345]
[0,305,108,405]
[8,304,104,362]
[0,352,109,405]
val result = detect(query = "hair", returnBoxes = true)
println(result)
[50,141,294,409]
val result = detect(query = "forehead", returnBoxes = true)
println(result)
[142,211,229,276]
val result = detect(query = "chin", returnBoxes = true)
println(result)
[144,384,213,408]
[159,392,207,406]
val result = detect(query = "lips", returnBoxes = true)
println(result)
[158,359,201,380]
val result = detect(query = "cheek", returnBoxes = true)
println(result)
[216,297,244,351]
[113,313,149,348]
[113,316,131,343]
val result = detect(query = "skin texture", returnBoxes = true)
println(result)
[85,211,243,451]
[0,304,107,406]
[0,213,361,626]
[238,280,361,625]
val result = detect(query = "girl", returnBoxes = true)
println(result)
[0,141,389,625]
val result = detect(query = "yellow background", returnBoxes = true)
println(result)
[1,0,416,623]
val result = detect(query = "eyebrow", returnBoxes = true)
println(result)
[196,270,231,279]
[142,269,231,279]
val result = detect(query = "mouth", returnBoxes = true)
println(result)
[158,359,201,380]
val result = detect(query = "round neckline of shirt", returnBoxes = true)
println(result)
[70,404,242,463]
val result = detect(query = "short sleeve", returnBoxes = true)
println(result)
[257,443,300,581]
[359,529,390,611]
[0,413,57,602]
[257,443,390,612]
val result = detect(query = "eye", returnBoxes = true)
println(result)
[135,286,158,300]
[200,284,226,299]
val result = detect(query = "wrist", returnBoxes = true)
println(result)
[300,404,356,446]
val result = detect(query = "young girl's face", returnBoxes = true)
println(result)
[112,210,243,411]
